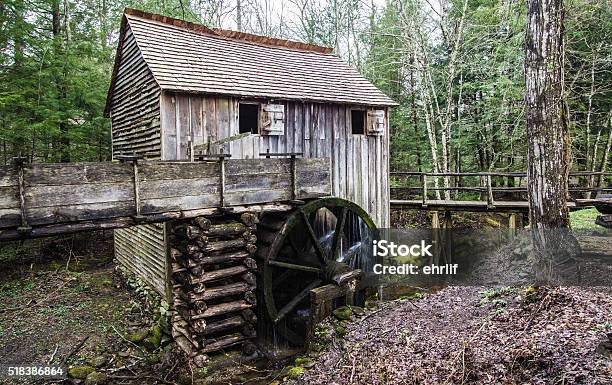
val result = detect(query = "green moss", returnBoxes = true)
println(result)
[146,353,161,364]
[151,324,163,339]
[143,333,161,351]
[332,306,352,320]
[285,366,305,379]
[126,328,149,343]
[334,324,347,338]
[524,285,538,303]
[68,365,95,379]
[294,356,315,368]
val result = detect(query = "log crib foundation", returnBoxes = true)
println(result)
[169,211,260,366]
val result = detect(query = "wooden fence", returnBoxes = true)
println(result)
[390,171,612,211]
[0,157,330,240]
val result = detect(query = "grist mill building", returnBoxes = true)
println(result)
[103,8,396,358]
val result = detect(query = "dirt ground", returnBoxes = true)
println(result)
[0,233,192,385]
[289,285,612,385]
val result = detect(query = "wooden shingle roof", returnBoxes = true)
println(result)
[113,9,396,107]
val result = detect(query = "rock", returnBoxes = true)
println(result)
[349,306,365,316]
[332,306,352,321]
[89,355,107,368]
[68,366,95,379]
[84,371,108,385]
[596,341,612,358]
[160,335,173,348]
[193,354,209,368]
[126,328,149,343]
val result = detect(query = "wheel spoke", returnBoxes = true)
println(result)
[330,207,347,260]
[301,211,327,264]
[268,260,322,274]
[273,279,323,324]
[272,270,294,289]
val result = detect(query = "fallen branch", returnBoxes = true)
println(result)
[60,335,90,366]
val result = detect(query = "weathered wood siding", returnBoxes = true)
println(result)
[109,26,162,160]
[115,223,167,295]
[160,93,390,227]
[0,159,329,230]
[108,23,164,298]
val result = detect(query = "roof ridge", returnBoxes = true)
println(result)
[124,8,334,55]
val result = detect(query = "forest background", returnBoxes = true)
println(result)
[0,0,610,187]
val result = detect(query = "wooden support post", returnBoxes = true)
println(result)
[431,211,440,265]
[117,154,144,221]
[290,154,297,201]
[508,212,517,240]
[219,154,225,207]
[431,210,440,229]
[13,157,31,233]
[421,174,428,207]
[442,211,452,264]
[486,174,495,208]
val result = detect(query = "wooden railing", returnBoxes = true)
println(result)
[390,171,612,209]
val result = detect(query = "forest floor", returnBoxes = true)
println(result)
[0,209,608,384]
[289,285,612,385]
[0,233,194,385]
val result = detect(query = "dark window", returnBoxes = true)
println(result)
[351,109,365,135]
[239,103,259,134]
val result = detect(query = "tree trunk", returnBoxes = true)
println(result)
[525,0,579,278]
[596,113,612,189]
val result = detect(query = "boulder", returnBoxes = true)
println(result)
[68,366,95,379]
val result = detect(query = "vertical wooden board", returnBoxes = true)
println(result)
[330,107,339,197]
[368,136,377,224]
[161,93,177,160]
[216,97,231,154]
[190,96,204,146]
[205,96,217,153]
[260,135,269,156]
[319,104,327,141]
[361,137,369,220]
[286,102,294,153]
[353,136,362,209]
[278,102,288,153]
[375,136,383,226]
[311,104,318,158]
[303,104,311,157]
[176,94,191,160]
[228,99,241,158]
[294,103,302,154]
[382,107,391,227]
[343,106,353,202]
[253,135,261,159]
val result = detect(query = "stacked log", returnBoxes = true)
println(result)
[169,212,259,364]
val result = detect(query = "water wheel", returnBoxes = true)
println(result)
[256,198,378,346]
